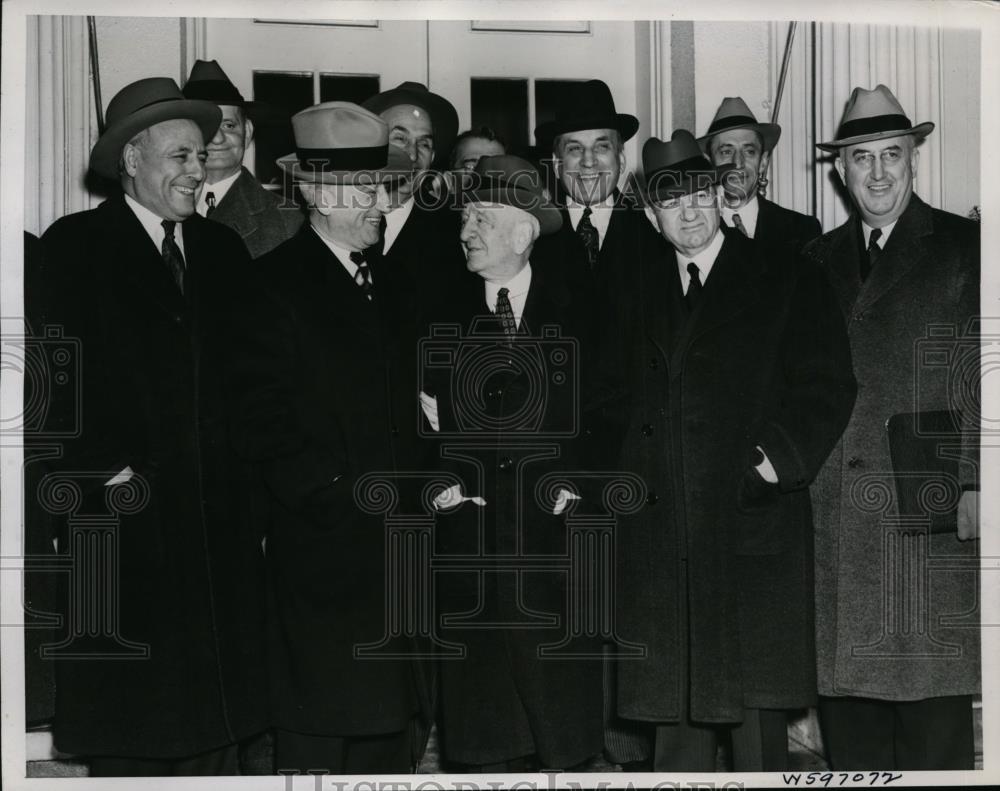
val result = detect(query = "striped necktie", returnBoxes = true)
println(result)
[160,219,186,294]
[349,250,374,299]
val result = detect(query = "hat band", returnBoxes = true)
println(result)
[836,113,913,141]
[296,145,389,172]
[183,80,246,104]
[705,114,759,135]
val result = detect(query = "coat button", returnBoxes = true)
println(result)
[645,491,659,506]
[853,312,865,322]
[847,456,864,468]
[648,358,659,370]
[390,425,399,437]
[641,423,654,437]
[498,457,513,472]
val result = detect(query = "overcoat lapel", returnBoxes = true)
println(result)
[210,171,256,239]
[640,231,673,367]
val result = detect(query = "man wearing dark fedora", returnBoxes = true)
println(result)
[594,128,854,771]
[361,81,466,313]
[531,77,652,769]
[806,84,981,770]
[182,59,303,258]
[37,77,265,775]
[699,96,821,254]
[225,101,431,774]
[421,155,603,772]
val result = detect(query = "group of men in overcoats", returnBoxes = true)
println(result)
[28,50,981,778]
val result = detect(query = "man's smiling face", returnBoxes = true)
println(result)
[554,128,624,205]
[836,134,918,228]
[125,118,207,221]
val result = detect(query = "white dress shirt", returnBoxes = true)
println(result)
[197,169,241,217]
[721,193,760,238]
[861,218,897,250]
[567,194,615,248]
[676,229,725,294]
[484,262,532,328]
[383,197,415,253]
[124,193,186,258]
[309,223,366,281]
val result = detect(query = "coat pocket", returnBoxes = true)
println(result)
[734,466,785,555]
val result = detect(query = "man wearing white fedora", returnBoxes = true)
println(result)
[807,84,980,770]
[38,77,263,775]
[225,101,429,774]
[699,96,821,254]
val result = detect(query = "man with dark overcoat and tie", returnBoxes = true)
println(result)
[699,97,821,254]
[224,101,430,774]
[182,59,303,257]
[595,129,855,772]
[37,77,263,775]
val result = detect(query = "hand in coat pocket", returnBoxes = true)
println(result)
[734,465,785,555]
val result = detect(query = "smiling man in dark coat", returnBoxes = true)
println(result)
[225,101,428,775]
[37,77,263,776]
[596,129,855,772]
[807,84,981,771]
[698,97,821,255]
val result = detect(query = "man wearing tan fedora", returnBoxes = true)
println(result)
[182,59,303,258]
[420,155,603,772]
[37,77,264,775]
[225,101,431,774]
[699,96,821,254]
[807,84,980,770]
[593,129,854,772]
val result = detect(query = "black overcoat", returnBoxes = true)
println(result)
[425,263,603,768]
[226,225,429,737]
[754,195,822,255]
[37,195,266,758]
[595,226,856,723]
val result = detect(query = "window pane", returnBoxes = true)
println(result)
[252,70,314,187]
[319,74,380,104]
[470,78,528,158]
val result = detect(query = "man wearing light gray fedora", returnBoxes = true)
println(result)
[806,84,980,770]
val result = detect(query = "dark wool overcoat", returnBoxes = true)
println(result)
[37,196,266,758]
[594,225,856,724]
[754,195,823,255]
[425,262,603,769]
[226,225,431,739]
[207,167,303,259]
[804,195,981,701]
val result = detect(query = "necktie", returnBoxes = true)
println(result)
[205,192,216,218]
[732,212,749,237]
[160,219,186,294]
[685,262,703,310]
[862,227,882,282]
[577,206,600,271]
[495,287,518,339]
[377,214,388,255]
[349,250,374,299]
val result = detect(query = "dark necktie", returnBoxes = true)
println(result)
[685,262,703,310]
[577,206,600,271]
[160,219,186,294]
[495,287,518,339]
[205,192,216,218]
[377,214,388,255]
[862,227,882,282]
[732,212,749,237]
[349,250,374,299]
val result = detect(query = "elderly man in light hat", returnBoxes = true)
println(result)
[419,155,606,772]
[699,96,821,253]
[807,84,981,771]
[182,59,303,257]
[225,101,432,774]
[38,77,263,775]
[595,129,854,772]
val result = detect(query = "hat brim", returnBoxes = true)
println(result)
[816,121,935,152]
[89,100,222,180]
[645,162,738,203]
[535,113,640,148]
[465,185,563,236]
[362,88,459,167]
[697,121,782,153]
[276,145,413,185]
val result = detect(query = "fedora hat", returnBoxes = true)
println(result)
[276,101,412,184]
[697,97,781,153]
[182,59,275,121]
[643,129,737,203]
[362,82,459,166]
[89,77,221,180]
[466,154,562,236]
[817,84,934,151]
[534,79,639,150]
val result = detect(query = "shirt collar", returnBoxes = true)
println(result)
[124,193,185,255]
[484,261,533,310]
[199,169,242,214]
[676,228,725,285]
[720,193,759,237]
[861,218,898,249]
[383,197,415,253]
[566,193,615,211]
[309,222,360,272]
